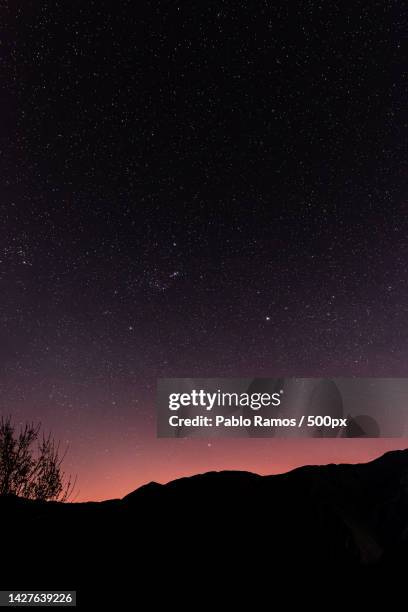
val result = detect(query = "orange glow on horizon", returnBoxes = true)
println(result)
[67,438,408,502]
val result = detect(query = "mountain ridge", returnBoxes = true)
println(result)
[122,447,408,501]
[2,448,408,605]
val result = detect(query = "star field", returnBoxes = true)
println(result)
[1,1,407,499]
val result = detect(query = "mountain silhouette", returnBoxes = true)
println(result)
[2,449,408,606]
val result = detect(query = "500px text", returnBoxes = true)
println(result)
[168,415,348,428]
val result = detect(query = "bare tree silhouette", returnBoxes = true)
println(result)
[0,416,76,501]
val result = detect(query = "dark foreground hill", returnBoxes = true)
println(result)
[2,450,408,606]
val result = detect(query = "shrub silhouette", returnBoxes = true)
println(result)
[0,416,76,501]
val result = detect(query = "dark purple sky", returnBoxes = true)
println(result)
[2,2,407,499]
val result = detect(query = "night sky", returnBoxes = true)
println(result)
[2,2,407,500]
